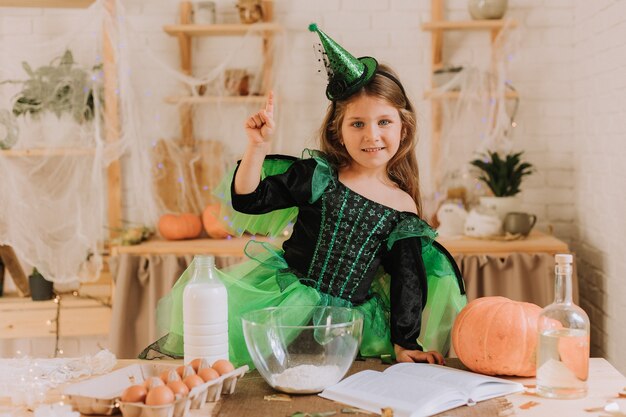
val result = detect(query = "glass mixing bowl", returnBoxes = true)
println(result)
[242,306,363,394]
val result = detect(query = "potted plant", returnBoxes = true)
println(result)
[28,267,54,301]
[470,151,534,219]
[0,50,102,148]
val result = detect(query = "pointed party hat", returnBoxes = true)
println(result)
[308,23,378,101]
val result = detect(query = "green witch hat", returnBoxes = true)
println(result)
[308,23,378,101]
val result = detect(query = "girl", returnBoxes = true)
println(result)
[145,25,466,366]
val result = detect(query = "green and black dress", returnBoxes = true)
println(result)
[148,151,467,367]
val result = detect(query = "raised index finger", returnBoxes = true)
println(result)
[265,90,274,115]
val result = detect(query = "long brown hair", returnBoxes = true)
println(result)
[318,64,422,217]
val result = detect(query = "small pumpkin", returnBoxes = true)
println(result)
[202,203,231,239]
[452,296,542,377]
[158,213,203,240]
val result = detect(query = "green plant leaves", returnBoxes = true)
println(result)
[2,49,102,124]
[470,151,534,197]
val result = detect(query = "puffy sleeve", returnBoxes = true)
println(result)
[381,215,438,351]
[381,236,428,351]
[231,156,317,214]
[215,151,335,237]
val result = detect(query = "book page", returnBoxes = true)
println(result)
[319,370,466,417]
[384,363,524,402]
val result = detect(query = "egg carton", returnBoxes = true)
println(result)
[119,395,189,417]
[63,363,249,416]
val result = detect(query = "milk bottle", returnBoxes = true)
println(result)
[183,255,229,365]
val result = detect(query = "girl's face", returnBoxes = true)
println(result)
[340,94,403,173]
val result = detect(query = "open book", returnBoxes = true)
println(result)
[319,363,524,417]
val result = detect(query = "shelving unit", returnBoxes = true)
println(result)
[421,0,518,188]
[0,0,116,354]
[163,0,280,147]
[0,0,121,234]
[153,1,280,214]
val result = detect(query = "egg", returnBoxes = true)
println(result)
[188,358,202,372]
[212,359,235,376]
[197,367,220,382]
[145,385,175,406]
[121,384,147,403]
[182,365,196,378]
[197,358,211,371]
[167,380,190,397]
[176,365,185,378]
[160,369,181,383]
[183,374,205,390]
[143,376,164,390]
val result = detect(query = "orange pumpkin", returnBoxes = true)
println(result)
[202,204,231,239]
[452,296,542,377]
[158,213,203,240]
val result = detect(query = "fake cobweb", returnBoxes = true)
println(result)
[0,0,287,284]
[422,21,521,213]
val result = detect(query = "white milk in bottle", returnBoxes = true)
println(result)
[183,255,229,365]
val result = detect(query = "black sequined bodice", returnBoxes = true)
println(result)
[283,181,403,304]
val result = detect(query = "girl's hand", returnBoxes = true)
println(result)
[394,344,445,365]
[244,91,275,146]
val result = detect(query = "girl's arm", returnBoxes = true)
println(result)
[234,91,275,195]
[382,236,445,364]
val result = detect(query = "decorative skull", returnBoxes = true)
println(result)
[237,0,263,24]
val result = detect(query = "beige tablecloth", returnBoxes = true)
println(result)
[108,252,578,359]
[454,252,579,307]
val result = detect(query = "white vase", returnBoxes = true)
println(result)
[468,0,508,20]
[479,196,519,220]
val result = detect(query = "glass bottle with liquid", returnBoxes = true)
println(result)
[536,254,590,398]
[183,255,229,365]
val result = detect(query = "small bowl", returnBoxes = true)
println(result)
[242,306,363,394]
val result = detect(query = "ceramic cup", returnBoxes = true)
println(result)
[503,212,537,236]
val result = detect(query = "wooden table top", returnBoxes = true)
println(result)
[203,358,506,417]
[2,358,623,417]
[111,231,568,257]
[200,358,626,417]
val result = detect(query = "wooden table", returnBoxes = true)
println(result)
[200,358,626,417]
[110,231,568,257]
[437,230,569,255]
[3,358,623,417]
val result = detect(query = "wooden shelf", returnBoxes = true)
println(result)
[110,231,566,257]
[163,22,283,37]
[0,147,96,157]
[424,90,519,100]
[164,95,267,105]
[0,0,95,7]
[422,19,517,31]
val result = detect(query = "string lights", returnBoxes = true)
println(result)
[32,291,112,359]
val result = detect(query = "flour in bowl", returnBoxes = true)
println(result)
[272,364,342,393]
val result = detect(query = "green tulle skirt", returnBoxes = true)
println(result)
[149,240,466,367]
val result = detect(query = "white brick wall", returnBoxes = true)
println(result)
[2,1,625,372]
[572,0,626,374]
